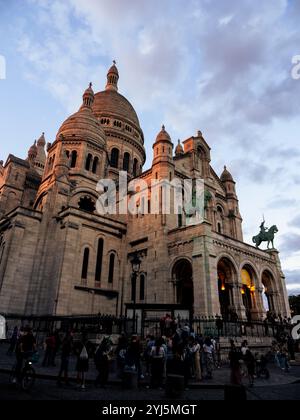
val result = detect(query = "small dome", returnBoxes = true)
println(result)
[56,84,106,147]
[108,63,119,76]
[28,141,38,159]
[37,132,46,147]
[221,166,234,182]
[82,82,94,108]
[105,61,120,92]
[155,125,172,144]
[175,139,184,156]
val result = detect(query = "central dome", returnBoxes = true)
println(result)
[93,90,140,128]
[90,62,146,176]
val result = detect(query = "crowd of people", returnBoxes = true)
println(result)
[4,316,298,392]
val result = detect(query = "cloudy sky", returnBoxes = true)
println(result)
[0,0,300,294]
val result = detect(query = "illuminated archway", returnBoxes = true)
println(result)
[241,266,256,320]
[262,270,276,314]
[217,257,237,320]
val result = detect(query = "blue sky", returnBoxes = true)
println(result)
[0,0,300,294]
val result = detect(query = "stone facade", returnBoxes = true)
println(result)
[0,64,290,321]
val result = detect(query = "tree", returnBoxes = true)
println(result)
[289,295,300,316]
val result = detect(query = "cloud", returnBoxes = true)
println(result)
[289,215,300,229]
[284,269,300,295]
[268,197,298,209]
[280,233,300,254]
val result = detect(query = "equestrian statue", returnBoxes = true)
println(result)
[252,221,278,249]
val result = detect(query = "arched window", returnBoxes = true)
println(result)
[78,196,96,213]
[85,154,92,171]
[81,248,90,280]
[217,206,224,215]
[133,159,138,177]
[95,238,104,283]
[123,152,130,171]
[131,274,137,302]
[70,151,77,168]
[140,274,145,301]
[178,206,183,228]
[216,206,224,234]
[111,148,119,168]
[141,197,145,215]
[92,157,99,174]
[108,253,115,284]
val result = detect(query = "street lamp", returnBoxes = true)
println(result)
[131,251,141,333]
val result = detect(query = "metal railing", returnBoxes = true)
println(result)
[3,313,292,341]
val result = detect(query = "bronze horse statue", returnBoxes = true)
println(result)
[252,225,278,249]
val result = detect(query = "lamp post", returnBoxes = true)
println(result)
[131,251,141,333]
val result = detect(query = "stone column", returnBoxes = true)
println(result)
[266,249,291,318]
[192,228,221,317]
[251,287,266,321]
[231,283,246,320]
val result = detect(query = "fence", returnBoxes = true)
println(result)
[4,314,135,342]
[3,313,292,341]
[140,316,292,340]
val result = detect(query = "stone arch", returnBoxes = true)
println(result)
[240,262,259,320]
[216,253,240,276]
[239,261,260,286]
[171,258,194,310]
[261,269,278,314]
[217,256,239,320]
[78,195,96,213]
[110,148,120,168]
[70,189,98,208]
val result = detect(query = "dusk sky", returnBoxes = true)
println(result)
[0,0,300,294]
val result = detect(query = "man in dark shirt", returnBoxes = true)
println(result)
[15,326,36,381]
[20,329,36,353]
[57,331,74,386]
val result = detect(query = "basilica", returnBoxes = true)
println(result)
[0,63,290,322]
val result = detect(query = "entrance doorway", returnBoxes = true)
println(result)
[172,259,194,311]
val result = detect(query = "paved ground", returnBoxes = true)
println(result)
[1,342,300,400]
[0,372,300,400]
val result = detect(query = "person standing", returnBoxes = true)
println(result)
[57,331,73,387]
[127,335,143,380]
[76,333,89,390]
[190,338,202,381]
[42,333,56,367]
[279,342,290,372]
[7,326,19,356]
[150,338,166,389]
[229,340,242,385]
[15,326,36,382]
[94,337,112,388]
[244,349,255,387]
[287,336,295,362]
[203,337,214,379]
[51,330,61,367]
[144,335,155,376]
